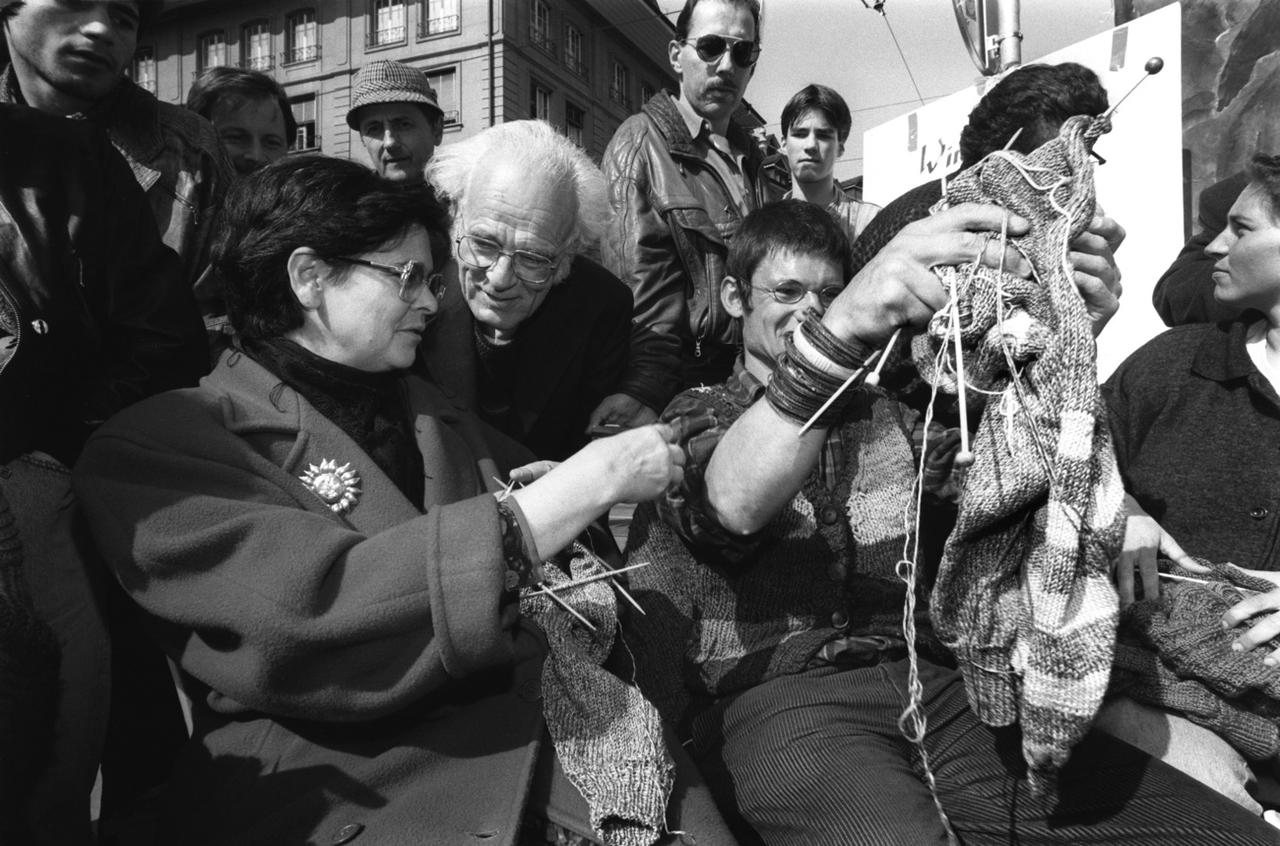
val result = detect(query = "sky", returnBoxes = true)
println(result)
[656,0,1119,180]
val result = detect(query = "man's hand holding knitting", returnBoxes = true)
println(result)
[1116,493,1195,606]
[1069,213,1126,334]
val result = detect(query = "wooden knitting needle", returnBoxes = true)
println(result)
[611,580,646,615]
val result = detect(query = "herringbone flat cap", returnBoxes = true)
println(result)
[346,60,441,128]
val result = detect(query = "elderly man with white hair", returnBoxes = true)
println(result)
[420,119,634,461]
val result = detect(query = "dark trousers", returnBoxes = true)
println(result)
[689,657,1280,845]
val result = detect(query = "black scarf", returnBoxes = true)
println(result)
[243,337,425,509]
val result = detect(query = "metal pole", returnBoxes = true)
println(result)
[997,0,1021,72]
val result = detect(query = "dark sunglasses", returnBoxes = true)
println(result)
[335,256,446,304]
[682,34,760,69]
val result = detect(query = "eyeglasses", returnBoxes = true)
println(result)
[456,235,559,286]
[682,34,761,69]
[751,281,844,308]
[334,256,445,304]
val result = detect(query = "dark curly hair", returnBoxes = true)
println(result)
[726,199,851,311]
[1247,153,1280,222]
[958,62,1109,168]
[214,155,451,341]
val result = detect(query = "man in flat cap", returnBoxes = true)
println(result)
[347,59,444,183]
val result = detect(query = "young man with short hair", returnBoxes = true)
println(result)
[186,66,295,177]
[780,83,880,241]
[1,0,232,291]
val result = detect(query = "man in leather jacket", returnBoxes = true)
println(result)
[597,0,779,430]
[0,103,207,844]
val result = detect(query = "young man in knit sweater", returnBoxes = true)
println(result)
[625,199,1279,844]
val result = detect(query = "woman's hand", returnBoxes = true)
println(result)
[1115,493,1194,607]
[1222,588,1280,666]
[507,423,683,560]
[584,422,684,504]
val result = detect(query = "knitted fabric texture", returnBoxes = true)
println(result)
[0,487,60,840]
[914,115,1126,788]
[521,543,673,846]
[1112,560,1280,761]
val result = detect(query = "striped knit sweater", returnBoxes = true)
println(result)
[914,114,1126,788]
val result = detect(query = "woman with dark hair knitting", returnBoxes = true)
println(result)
[71,155,736,846]
[1101,152,1280,816]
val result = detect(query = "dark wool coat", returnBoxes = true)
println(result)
[74,350,553,846]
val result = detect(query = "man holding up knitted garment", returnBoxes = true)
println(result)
[1100,153,1280,818]
[624,197,1280,845]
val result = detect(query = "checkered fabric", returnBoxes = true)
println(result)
[345,60,441,128]
[914,114,1127,790]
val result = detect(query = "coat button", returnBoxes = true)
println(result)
[831,610,849,630]
[332,823,364,844]
[1250,506,1270,520]
[819,505,841,526]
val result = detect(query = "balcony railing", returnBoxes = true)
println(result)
[241,54,274,71]
[529,26,556,57]
[419,14,459,37]
[370,25,406,46]
[284,44,320,64]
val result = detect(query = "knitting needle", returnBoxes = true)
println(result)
[534,584,597,632]
[611,580,646,615]
[948,279,975,468]
[1156,572,1213,587]
[542,561,651,593]
[491,475,517,501]
[863,328,902,388]
[1102,57,1164,121]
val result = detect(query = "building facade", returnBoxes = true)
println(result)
[140,0,684,163]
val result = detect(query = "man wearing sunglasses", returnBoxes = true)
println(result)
[598,0,778,434]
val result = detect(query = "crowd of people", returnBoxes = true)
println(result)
[3,0,1280,844]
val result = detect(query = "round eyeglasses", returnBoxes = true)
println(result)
[751,280,844,308]
[682,34,761,69]
[456,235,559,286]
[335,256,446,304]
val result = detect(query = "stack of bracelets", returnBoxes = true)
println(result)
[765,311,874,430]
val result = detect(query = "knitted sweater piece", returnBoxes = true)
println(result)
[1113,561,1280,761]
[914,115,1126,787]
[521,542,673,846]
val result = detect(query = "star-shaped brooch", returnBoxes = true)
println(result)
[299,459,361,513]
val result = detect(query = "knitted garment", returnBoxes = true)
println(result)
[915,115,1127,787]
[521,543,673,846]
[1112,560,1280,761]
[0,486,60,840]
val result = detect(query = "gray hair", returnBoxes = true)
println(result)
[424,120,610,261]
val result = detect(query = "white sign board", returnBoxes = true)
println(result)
[862,3,1183,377]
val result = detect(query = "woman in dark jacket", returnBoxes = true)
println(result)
[73,156,735,846]
[1100,152,1280,815]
